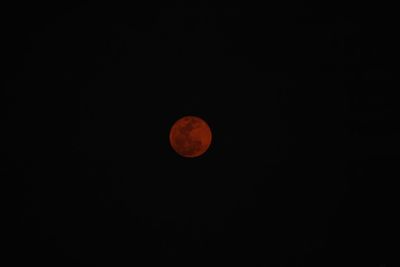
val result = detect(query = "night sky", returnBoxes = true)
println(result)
[6,2,395,266]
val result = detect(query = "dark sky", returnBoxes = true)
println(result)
[6,2,395,266]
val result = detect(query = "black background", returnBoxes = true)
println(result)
[5,1,395,266]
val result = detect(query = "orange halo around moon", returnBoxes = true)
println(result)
[169,116,212,158]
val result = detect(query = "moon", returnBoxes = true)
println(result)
[169,116,212,158]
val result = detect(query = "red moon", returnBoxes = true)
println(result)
[169,116,212,158]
